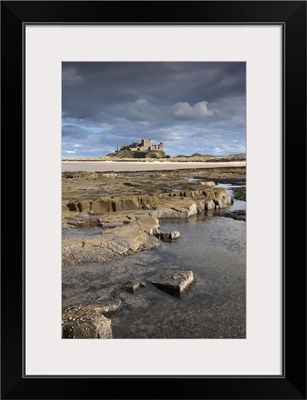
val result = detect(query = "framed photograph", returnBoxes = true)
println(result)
[1,1,306,399]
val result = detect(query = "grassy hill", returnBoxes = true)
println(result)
[174,153,246,162]
[107,150,167,159]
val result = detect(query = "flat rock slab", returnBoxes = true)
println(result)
[62,305,112,339]
[62,216,160,266]
[148,270,194,296]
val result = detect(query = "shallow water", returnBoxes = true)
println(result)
[229,199,246,211]
[62,205,246,338]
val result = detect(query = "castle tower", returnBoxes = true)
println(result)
[141,138,152,148]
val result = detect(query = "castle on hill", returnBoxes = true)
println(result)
[116,138,164,153]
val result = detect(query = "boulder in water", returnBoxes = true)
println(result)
[148,270,194,296]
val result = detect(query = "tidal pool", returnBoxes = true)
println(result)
[62,205,246,339]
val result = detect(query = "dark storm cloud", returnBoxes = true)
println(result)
[62,62,246,157]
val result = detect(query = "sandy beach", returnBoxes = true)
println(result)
[62,160,246,172]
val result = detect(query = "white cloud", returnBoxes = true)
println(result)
[172,101,213,120]
[118,98,163,122]
[66,150,75,154]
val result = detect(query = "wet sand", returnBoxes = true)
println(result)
[62,161,246,172]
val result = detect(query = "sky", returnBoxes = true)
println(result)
[62,62,246,157]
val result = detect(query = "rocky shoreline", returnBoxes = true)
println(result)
[62,167,246,338]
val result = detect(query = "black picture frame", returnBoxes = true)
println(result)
[1,1,306,399]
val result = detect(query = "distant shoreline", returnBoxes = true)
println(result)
[62,159,245,163]
[62,155,246,163]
